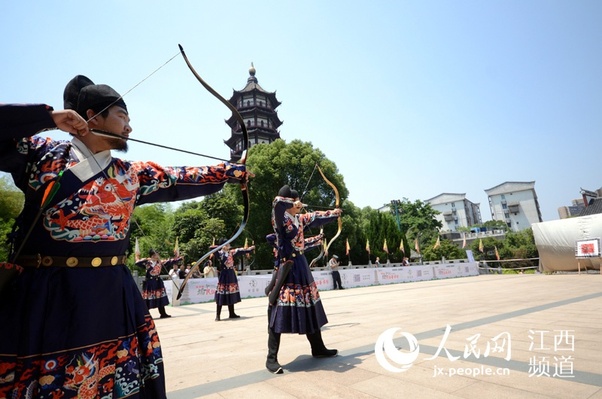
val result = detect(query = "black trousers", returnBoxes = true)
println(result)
[332,270,342,289]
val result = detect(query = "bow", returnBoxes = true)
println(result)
[308,227,325,268]
[306,164,341,268]
[176,44,250,300]
[316,165,342,256]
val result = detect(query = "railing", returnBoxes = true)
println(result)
[478,258,540,274]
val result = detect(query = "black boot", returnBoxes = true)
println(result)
[266,327,283,374]
[228,304,240,319]
[159,305,171,318]
[215,304,222,321]
[307,329,338,358]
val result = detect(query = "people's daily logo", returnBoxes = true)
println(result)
[374,328,420,372]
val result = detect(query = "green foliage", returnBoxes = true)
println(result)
[0,176,24,221]
[128,203,175,269]
[468,228,538,271]
[422,238,465,262]
[360,207,404,263]
[482,220,509,231]
[0,176,24,261]
[391,198,442,260]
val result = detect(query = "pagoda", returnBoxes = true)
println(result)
[225,63,282,162]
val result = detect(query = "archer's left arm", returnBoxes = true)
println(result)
[133,161,247,204]
[299,209,341,230]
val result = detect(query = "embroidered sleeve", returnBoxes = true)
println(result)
[232,247,254,256]
[132,161,244,205]
[304,235,323,251]
[163,256,183,268]
[0,104,65,192]
[0,104,55,139]
[298,210,338,230]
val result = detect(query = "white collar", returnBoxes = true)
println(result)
[69,137,113,182]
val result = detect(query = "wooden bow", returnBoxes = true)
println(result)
[176,44,250,300]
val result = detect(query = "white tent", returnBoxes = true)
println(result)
[532,214,602,272]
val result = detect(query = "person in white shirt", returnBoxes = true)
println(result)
[329,255,344,290]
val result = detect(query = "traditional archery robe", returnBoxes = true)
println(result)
[270,196,338,334]
[136,257,182,309]
[0,104,244,399]
[214,247,253,305]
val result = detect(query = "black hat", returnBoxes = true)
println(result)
[149,249,159,257]
[64,75,127,118]
[265,233,277,246]
[278,185,292,197]
[278,185,299,199]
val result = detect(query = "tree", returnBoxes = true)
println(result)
[0,176,24,261]
[129,203,175,269]
[171,199,232,263]
[360,207,403,263]
[421,238,465,261]
[395,198,442,259]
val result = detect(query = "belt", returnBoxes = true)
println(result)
[16,254,127,268]
[281,250,303,262]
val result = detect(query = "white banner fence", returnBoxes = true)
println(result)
[161,260,479,306]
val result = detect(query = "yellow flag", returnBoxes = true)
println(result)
[479,239,484,253]
[414,238,420,254]
[399,239,404,254]
[495,245,500,260]
[346,238,350,256]
[433,236,440,249]
[135,237,141,258]
[174,237,180,257]
[462,233,467,249]
[366,239,370,254]
[383,239,388,254]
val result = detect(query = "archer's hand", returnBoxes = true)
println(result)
[224,163,254,185]
[331,208,343,216]
[50,109,89,136]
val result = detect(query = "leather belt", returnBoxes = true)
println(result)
[16,254,127,268]
[282,250,303,262]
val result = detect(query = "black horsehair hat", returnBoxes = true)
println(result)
[278,185,299,199]
[63,75,127,118]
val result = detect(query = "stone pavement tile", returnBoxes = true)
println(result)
[217,383,297,399]
[350,374,463,399]
[439,357,600,399]
[453,380,557,399]
[266,367,379,399]
[587,388,602,399]
[379,363,478,394]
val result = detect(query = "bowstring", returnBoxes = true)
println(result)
[85,50,181,123]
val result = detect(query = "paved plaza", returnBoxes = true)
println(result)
[155,273,602,399]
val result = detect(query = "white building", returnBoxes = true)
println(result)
[485,181,543,231]
[425,193,482,233]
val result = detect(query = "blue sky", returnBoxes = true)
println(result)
[2,1,601,222]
